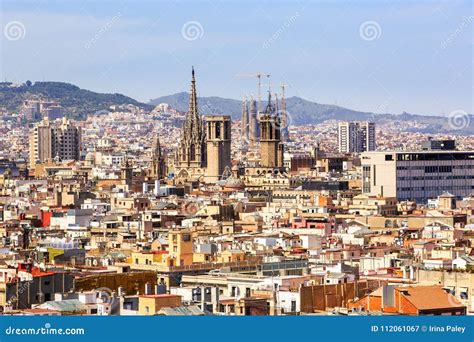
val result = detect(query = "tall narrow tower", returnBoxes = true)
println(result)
[205,115,231,182]
[150,135,166,179]
[177,68,206,169]
[121,156,133,189]
[259,92,284,168]
[248,96,259,145]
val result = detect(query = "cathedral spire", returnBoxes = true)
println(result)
[188,66,198,123]
[183,67,203,145]
[177,67,207,170]
[152,134,162,159]
[264,91,274,115]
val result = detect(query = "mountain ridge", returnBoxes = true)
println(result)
[1,81,471,134]
[149,92,473,134]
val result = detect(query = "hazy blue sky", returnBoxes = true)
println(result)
[1,0,472,115]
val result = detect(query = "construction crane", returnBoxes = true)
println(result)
[235,72,270,113]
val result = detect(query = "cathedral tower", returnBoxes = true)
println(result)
[150,134,166,179]
[205,115,231,182]
[259,92,284,168]
[121,156,133,189]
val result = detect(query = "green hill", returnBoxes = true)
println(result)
[0,81,153,119]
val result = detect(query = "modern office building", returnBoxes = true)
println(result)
[361,150,474,203]
[421,138,456,151]
[338,121,375,153]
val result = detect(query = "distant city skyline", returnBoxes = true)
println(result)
[1,0,472,116]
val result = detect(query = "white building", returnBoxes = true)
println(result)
[361,150,474,203]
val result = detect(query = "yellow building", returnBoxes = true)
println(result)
[131,251,166,266]
[217,249,245,263]
[138,294,182,315]
[165,229,194,267]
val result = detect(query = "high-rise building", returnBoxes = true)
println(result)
[358,121,376,152]
[29,118,81,169]
[338,121,375,153]
[205,115,231,182]
[175,68,207,181]
[53,118,82,161]
[29,119,54,169]
[259,93,284,168]
[361,150,474,203]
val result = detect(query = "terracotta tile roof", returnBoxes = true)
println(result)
[398,285,464,310]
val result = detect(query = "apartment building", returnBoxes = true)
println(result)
[338,121,375,153]
[29,118,81,169]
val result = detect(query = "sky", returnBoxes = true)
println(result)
[0,0,472,116]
